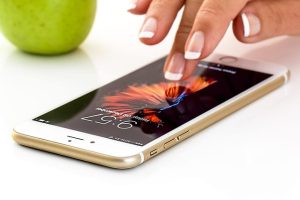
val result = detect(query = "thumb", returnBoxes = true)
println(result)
[233,0,300,43]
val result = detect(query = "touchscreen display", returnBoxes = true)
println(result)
[34,57,271,146]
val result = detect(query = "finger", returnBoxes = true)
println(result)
[233,0,300,43]
[164,0,204,81]
[127,0,152,15]
[184,0,248,60]
[139,0,185,45]
[164,53,199,81]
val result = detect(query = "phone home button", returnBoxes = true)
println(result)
[219,56,238,64]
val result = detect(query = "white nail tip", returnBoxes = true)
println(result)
[164,71,183,81]
[184,51,201,60]
[241,13,251,38]
[127,2,137,10]
[139,31,155,39]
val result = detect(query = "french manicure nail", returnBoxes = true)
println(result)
[185,31,205,60]
[164,53,185,81]
[241,13,261,37]
[127,0,138,11]
[139,17,157,39]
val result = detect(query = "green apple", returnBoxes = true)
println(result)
[0,0,96,55]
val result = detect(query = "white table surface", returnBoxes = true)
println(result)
[1,1,300,200]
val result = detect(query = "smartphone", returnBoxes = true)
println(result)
[12,54,289,169]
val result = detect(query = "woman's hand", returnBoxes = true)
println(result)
[128,0,300,80]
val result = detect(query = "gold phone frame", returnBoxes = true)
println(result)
[13,73,287,169]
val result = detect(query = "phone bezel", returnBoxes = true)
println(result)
[13,54,289,161]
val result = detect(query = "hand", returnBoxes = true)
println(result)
[128,0,300,80]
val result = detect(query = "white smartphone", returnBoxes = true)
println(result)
[13,54,289,169]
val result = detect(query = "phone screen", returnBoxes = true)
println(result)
[34,57,271,146]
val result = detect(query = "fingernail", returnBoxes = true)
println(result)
[241,13,261,37]
[139,17,157,39]
[185,31,205,60]
[164,53,185,81]
[127,0,138,11]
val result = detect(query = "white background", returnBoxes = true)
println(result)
[1,1,300,200]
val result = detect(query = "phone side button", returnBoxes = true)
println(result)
[150,149,158,157]
[163,138,177,149]
[177,130,191,141]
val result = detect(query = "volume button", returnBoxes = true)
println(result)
[177,130,191,141]
[163,138,177,149]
